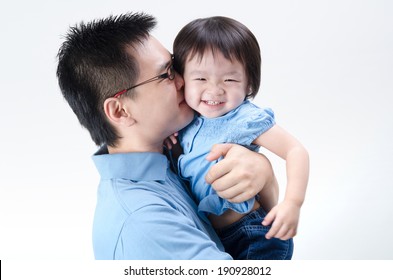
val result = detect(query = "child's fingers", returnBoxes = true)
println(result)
[265,220,281,240]
[262,209,275,226]
[163,138,173,149]
[169,134,178,144]
[262,209,278,239]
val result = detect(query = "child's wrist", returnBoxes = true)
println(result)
[283,197,303,207]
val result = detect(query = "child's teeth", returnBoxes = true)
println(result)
[206,101,220,105]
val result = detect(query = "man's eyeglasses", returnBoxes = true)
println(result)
[113,56,175,98]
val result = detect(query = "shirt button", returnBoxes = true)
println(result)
[187,142,190,148]
[194,120,199,126]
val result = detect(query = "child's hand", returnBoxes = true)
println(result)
[261,200,301,240]
[163,132,178,149]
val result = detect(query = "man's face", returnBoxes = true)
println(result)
[126,36,194,143]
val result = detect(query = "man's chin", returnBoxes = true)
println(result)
[178,119,192,132]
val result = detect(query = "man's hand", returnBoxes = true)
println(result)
[205,143,276,203]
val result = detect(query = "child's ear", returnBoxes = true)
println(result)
[103,98,136,127]
[246,86,253,98]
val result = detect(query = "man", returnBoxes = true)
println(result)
[56,12,278,259]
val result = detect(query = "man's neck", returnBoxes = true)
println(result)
[107,141,164,154]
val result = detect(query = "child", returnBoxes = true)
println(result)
[172,16,309,260]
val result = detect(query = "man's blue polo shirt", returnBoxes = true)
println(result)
[92,146,231,260]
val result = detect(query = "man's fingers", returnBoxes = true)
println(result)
[205,157,232,185]
[205,143,234,162]
[215,182,251,202]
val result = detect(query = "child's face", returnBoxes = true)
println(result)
[183,50,249,118]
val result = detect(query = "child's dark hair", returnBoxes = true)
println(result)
[173,16,261,99]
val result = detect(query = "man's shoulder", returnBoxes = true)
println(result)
[103,179,180,212]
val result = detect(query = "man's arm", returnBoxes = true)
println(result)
[205,143,278,203]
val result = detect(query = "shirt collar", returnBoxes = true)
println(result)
[92,146,168,181]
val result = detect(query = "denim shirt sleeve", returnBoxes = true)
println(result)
[227,104,276,146]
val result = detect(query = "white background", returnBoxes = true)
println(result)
[0,0,392,260]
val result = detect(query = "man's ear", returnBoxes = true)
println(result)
[103,98,136,127]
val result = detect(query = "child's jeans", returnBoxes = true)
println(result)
[216,207,294,260]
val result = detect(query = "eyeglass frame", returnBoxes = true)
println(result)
[113,56,175,98]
